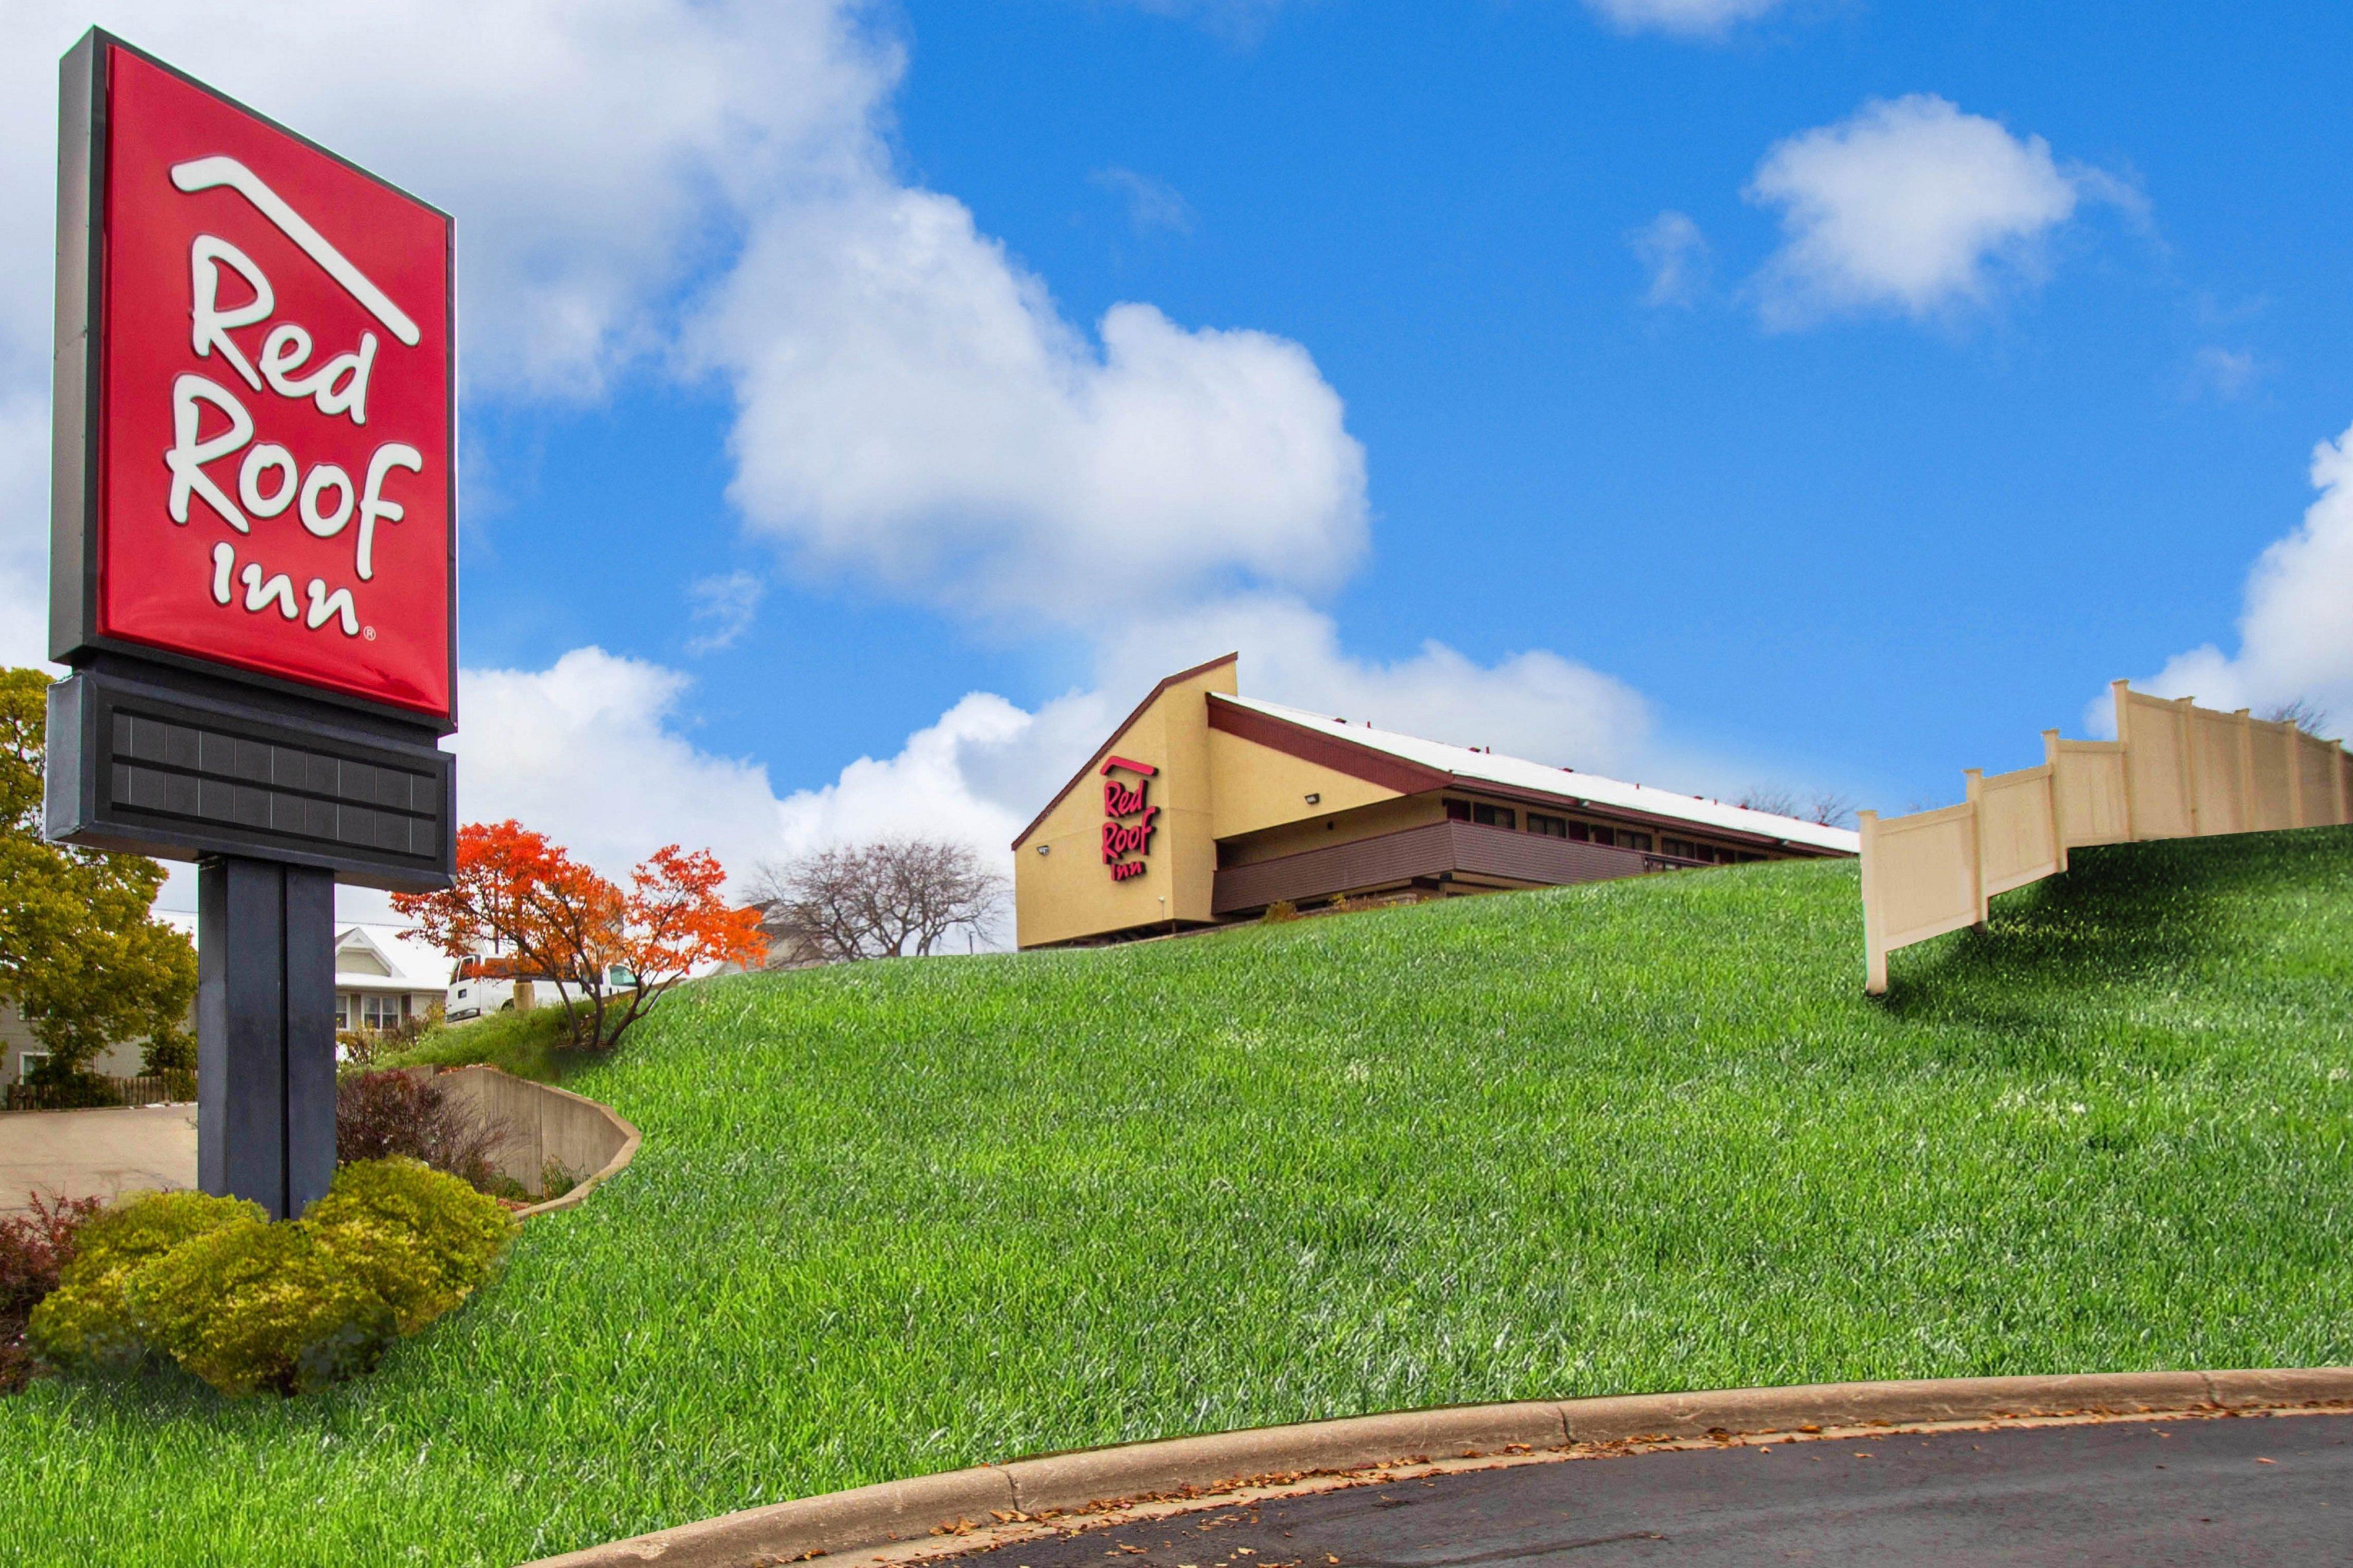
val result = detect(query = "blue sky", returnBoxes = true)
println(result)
[5,0,2350,911]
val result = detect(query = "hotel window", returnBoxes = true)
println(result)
[1565,821,1592,843]
[1471,803,1515,829]
[1661,837,1695,859]
[1527,813,1568,838]
[1445,799,1471,822]
[1624,830,1654,853]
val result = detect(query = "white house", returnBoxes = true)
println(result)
[328,922,457,1034]
[2,916,457,1089]
[151,912,452,1034]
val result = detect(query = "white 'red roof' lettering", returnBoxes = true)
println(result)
[169,156,422,346]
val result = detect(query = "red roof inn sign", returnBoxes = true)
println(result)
[1101,756,1158,880]
[46,32,455,893]
[43,32,457,1220]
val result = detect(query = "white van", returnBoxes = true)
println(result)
[445,960,636,1022]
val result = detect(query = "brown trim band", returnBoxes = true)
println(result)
[1206,695,1452,796]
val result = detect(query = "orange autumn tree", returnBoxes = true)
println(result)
[393,820,765,1053]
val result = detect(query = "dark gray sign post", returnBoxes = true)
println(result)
[44,32,456,1219]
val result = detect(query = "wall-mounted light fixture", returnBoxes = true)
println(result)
[1304,792,1321,805]
[1036,844,1049,855]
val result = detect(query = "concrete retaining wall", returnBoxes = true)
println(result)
[405,1066,639,1216]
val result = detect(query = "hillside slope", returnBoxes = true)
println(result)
[4,828,2349,1566]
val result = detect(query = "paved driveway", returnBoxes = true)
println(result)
[961,1413,2351,1566]
[0,1104,196,1212]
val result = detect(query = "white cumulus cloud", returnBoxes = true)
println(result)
[1094,595,1654,772]
[698,187,1368,629]
[1746,95,2098,326]
[2135,419,2353,736]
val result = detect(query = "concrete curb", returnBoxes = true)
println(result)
[519,1367,2353,1566]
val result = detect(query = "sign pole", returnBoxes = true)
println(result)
[195,856,337,1219]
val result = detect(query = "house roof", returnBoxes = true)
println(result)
[151,912,456,992]
[1211,692,1862,855]
[335,923,456,992]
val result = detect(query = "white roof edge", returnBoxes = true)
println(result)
[1214,692,1862,854]
[149,912,454,987]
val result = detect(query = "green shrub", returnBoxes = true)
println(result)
[26,1163,516,1398]
[139,1027,195,1077]
[306,1159,516,1319]
[27,1191,262,1374]
[1259,899,1299,923]
[538,1160,581,1203]
[125,1221,395,1396]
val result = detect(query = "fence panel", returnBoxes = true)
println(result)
[2115,685,2196,839]
[2248,716,2295,832]
[1862,681,2351,993]
[2297,733,2336,826]
[1,1072,190,1112]
[1968,765,2062,903]
[1859,802,1979,994]
[2045,733,2131,847]
[2185,705,2250,836]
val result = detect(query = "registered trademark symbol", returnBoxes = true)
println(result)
[362,625,375,640]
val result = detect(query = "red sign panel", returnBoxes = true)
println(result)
[1101,755,1158,880]
[93,45,452,720]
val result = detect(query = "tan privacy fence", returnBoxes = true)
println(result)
[1859,682,2353,993]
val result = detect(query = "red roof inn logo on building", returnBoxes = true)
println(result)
[1100,756,1158,881]
[93,46,453,719]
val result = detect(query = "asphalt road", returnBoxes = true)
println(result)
[959,1413,2352,1566]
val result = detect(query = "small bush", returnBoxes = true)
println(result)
[307,1159,516,1320]
[25,1163,516,1398]
[538,1160,581,1203]
[27,1190,262,1375]
[125,1220,397,1396]
[140,1027,195,1077]
[335,1070,512,1189]
[1260,899,1300,923]
[1,1193,104,1394]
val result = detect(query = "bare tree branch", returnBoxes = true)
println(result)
[748,839,1008,964]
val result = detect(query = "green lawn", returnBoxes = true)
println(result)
[4,829,2350,1565]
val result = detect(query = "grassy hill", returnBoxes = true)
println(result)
[4,828,2349,1565]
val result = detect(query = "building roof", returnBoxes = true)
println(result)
[1011,650,1239,849]
[151,912,456,993]
[1212,692,1862,855]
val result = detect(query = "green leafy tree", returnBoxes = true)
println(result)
[0,668,196,1087]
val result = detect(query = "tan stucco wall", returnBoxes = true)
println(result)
[1206,727,1401,838]
[1014,660,1237,948]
